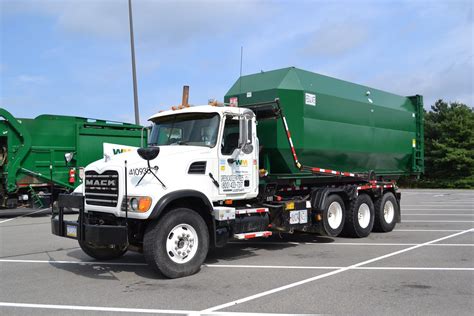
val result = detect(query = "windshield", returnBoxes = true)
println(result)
[149,113,220,147]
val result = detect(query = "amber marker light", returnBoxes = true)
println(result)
[138,197,152,212]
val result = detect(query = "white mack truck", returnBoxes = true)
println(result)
[52,68,423,278]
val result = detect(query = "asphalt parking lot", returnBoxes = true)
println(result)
[0,189,472,315]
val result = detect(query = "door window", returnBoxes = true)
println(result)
[221,118,239,155]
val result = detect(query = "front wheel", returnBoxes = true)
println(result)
[78,240,128,260]
[144,208,209,278]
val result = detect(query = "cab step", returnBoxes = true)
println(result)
[233,231,272,240]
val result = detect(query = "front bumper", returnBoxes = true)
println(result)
[51,194,128,245]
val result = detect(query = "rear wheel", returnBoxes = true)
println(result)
[79,240,128,260]
[341,193,375,238]
[373,192,398,232]
[321,194,345,237]
[144,208,209,278]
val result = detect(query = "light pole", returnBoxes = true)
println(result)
[128,0,140,125]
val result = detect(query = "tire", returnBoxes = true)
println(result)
[373,192,398,232]
[321,194,345,237]
[78,240,128,260]
[143,208,209,279]
[341,193,375,238]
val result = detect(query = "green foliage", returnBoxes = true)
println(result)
[423,100,474,188]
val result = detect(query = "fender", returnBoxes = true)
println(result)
[148,189,213,220]
[311,185,357,211]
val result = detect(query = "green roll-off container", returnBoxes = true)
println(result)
[0,108,146,208]
[225,67,424,178]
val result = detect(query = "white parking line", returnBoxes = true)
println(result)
[394,229,463,232]
[402,203,473,209]
[316,243,474,247]
[402,220,474,223]
[354,266,474,271]
[205,264,474,271]
[0,259,147,266]
[402,192,473,196]
[403,214,474,216]
[201,228,473,312]
[0,302,299,315]
[0,208,50,224]
[2,242,473,268]
[206,264,340,270]
[0,302,194,315]
[0,302,196,315]
[402,202,474,204]
[403,207,473,210]
[2,259,473,271]
[229,242,474,247]
[403,208,473,211]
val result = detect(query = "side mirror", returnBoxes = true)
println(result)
[239,118,253,154]
[64,152,74,164]
[141,125,152,148]
[238,118,248,148]
[137,147,160,161]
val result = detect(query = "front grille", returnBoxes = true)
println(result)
[188,161,207,174]
[85,170,119,207]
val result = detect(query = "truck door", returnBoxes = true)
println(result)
[218,114,257,196]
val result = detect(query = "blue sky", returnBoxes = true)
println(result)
[1,0,472,124]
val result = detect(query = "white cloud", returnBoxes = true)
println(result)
[369,56,473,108]
[5,0,271,44]
[303,22,369,56]
[17,74,48,84]
[366,21,473,108]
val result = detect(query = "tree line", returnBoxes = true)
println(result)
[402,100,473,188]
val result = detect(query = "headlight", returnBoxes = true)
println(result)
[130,198,139,211]
[122,196,152,213]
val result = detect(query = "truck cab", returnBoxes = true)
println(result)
[79,105,259,220]
[53,105,273,278]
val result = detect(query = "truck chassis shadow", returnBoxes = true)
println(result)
[50,232,334,280]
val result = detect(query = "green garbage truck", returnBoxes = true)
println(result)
[51,67,424,278]
[0,108,146,208]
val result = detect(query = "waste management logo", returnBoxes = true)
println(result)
[234,159,248,167]
[103,143,138,158]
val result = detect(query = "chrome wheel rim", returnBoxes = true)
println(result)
[327,201,343,230]
[358,203,371,229]
[166,223,198,264]
[384,200,395,224]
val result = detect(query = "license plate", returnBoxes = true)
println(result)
[299,209,308,224]
[289,210,308,224]
[289,211,300,224]
[66,225,77,237]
